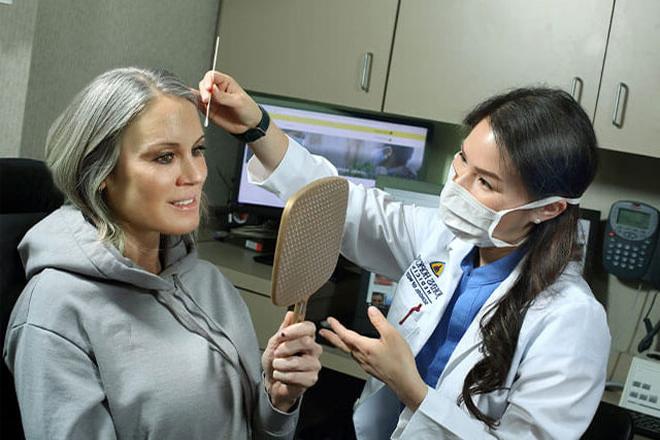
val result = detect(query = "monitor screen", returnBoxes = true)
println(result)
[235,103,430,210]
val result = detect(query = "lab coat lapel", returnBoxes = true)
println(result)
[438,262,524,384]
[408,238,472,355]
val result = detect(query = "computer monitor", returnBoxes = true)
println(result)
[234,98,431,216]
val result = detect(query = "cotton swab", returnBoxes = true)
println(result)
[204,36,220,128]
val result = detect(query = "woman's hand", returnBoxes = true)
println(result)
[196,70,262,134]
[262,312,323,412]
[319,306,428,411]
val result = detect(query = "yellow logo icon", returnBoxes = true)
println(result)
[430,261,445,277]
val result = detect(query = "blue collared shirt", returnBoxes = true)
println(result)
[415,246,525,388]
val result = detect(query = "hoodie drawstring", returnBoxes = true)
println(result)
[154,275,256,429]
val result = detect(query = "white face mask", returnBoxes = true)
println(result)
[438,165,581,248]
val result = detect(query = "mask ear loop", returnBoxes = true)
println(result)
[486,195,583,248]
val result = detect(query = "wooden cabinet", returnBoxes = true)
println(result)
[383,0,613,123]
[216,0,398,111]
[592,0,660,157]
[215,0,659,158]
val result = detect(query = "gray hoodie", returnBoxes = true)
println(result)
[4,205,299,439]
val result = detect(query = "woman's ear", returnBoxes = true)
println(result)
[534,200,567,224]
[99,181,107,192]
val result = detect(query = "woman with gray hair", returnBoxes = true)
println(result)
[3,67,322,439]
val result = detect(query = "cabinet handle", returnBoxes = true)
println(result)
[612,82,629,128]
[571,77,583,104]
[360,52,373,92]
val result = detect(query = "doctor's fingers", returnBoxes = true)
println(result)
[366,306,395,339]
[326,317,376,354]
[318,328,353,353]
[273,336,321,358]
[199,71,234,98]
[272,353,322,373]
[197,81,242,110]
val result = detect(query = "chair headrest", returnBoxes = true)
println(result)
[0,158,64,214]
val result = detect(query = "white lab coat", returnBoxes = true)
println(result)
[248,138,611,440]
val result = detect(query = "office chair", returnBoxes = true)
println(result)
[0,158,64,440]
[582,400,634,440]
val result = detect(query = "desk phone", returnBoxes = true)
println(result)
[603,201,660,288]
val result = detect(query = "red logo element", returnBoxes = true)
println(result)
[399,303,423,325]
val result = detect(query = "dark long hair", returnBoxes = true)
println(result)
[458,88,599,427]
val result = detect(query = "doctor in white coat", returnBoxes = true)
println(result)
[198,72,611,439]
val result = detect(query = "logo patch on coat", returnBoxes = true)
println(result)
[430,261,445,277]
[405,258,443,304]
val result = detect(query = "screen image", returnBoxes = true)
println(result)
[617,208,651,229]
[236,104,429,209]
[365,273,398,315]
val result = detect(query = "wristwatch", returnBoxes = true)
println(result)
[233,105,270,143]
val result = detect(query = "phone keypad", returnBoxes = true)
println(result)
[604,236,651,271]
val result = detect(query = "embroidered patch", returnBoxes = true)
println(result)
[404,258,443,304]
[430,261,445,278]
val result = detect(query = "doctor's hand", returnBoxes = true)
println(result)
[196,70,262,134]
[196,70,289,171]
[319,307,428,411]
[262,312,323,412]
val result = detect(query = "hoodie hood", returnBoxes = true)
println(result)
[19,205,196,292]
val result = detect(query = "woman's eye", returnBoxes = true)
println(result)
[478,177,492,190]
[459,151,467,162]
[193,145,206,156]
[155,153,174,164]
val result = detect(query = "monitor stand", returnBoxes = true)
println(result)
[253,253,275,266]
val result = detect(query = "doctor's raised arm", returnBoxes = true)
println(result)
[200,70,611,440]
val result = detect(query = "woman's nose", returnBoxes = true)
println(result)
[452,163,472,189]
[178,156,206,186]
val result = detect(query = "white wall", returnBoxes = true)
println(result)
[16,0,220,159]
[0,0,38,156]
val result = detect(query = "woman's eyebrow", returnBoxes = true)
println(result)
[461,142,502,181]
[143,134,205,150]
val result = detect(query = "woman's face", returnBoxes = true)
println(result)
[451,118,537,244]
[104,95,207,243]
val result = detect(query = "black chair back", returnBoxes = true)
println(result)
[582,400,634,440]
[1,158,64,440]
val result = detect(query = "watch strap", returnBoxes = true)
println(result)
[233,105,270,143]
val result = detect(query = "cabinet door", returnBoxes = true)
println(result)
[384,0,613,123]
[216,0,398,111]
[593,0,660,158]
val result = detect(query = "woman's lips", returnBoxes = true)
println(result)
[169,197,198,210]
